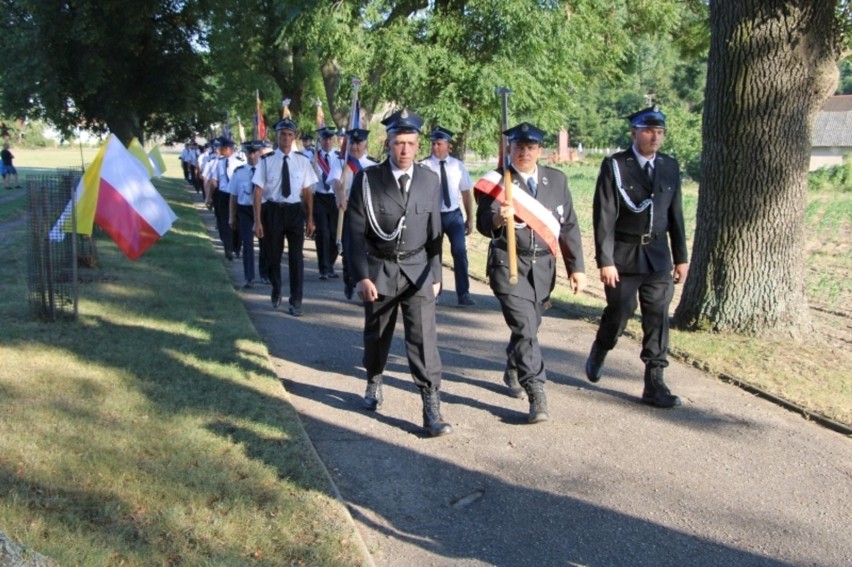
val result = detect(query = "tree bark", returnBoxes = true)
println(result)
[674,0,843,337]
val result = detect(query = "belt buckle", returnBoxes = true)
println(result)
[641,233,652,245]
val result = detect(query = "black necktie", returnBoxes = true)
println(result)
[644,161,654,182]
[439,160,450,208]
[281,154,291,198]
[398,173,410,200]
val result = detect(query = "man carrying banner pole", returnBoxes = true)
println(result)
[475,122,586,424]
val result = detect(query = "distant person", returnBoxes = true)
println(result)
[228,140,265,289]
[419,126,476,306]
[252,118,317,316]
[312,127,342,280]
[1,143,20,189]
[584,105,689,408]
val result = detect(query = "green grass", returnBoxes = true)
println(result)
[0,148,363,566]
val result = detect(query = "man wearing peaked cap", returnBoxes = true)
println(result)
[312,126,344,280]
[208,137,244,262]
[227,140,265,289]
[475,121,586,424]
[343,108,453,437]
[585,104,689,409]
[252,116,319,316]
[419,126,476,306]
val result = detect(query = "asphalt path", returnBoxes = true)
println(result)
[201,199,851,567]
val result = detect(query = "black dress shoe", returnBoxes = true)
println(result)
[327,271,339,279]
[319,273,328,280]
[288,306,303,317]
[271,295,281,308]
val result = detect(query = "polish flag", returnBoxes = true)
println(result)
[50,134,178,260]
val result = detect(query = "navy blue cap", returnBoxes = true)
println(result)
[274,118,298,132]
[346,128,370,142]
[430,126,454,141]
[504,122,544,144]
[381,109,424,134]
[211,138,222,148]
[317,126,336,138]
[242,139,265,153]
[219,138,236,149]
[626,105,666,129]
[300,132,313,141]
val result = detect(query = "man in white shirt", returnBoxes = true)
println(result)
[420,126,476,306]
[252,119,318,316]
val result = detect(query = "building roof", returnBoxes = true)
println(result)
[812,95,852,147]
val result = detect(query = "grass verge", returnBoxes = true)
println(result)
[0,151,364,566]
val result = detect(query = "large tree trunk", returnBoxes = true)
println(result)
[674,0,842,338]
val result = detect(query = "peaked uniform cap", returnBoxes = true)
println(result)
[219,138,236,149]
[274,118,298,132]
[625,105,666,129]
[381,109,424,133]
[242,140,265,153]
[430,126,454,141]
[300,132,313,141]
[317,127,336,138]
[503,122,545,144]
[346,128,370,142]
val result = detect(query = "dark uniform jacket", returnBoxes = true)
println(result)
[593,148,688,275]
[476,164,584,302]
[344,160,443,298]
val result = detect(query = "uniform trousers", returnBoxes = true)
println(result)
[595,270,674,367]
[213,189,233,255]
[441,209,470,299]
[261,201,305,307]
[236,205,256,282]
[313,192,339,276]
[362,272,442,391]
[497,293,547,386]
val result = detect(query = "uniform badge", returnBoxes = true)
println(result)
[541,176,549,186]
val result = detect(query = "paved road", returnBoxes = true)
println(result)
[203,201,851,567]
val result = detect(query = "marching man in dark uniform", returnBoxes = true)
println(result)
[343,109,452,437]
[585,105,689,408]
[312,127,341,279]
[475,122,586,424]
[252,118,318,316]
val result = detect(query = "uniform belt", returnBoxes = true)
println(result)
[367,246,424,261]
[615,231,662,245]
[441,208,460,215]
[492,242,550,257]
[264,201,300,208]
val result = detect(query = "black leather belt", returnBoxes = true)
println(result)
[264,201,300,208]
[616,232,662,245]
[492,242,550,257]
[368,246,424,261]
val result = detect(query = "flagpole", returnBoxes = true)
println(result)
[496,86,518,285]
[336,76,361,251]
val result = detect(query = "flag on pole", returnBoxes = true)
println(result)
[148,145,167,178]
[127,137,155,178]
[255,90,267,140]
[50,134,178,260]
[281,98,291,119]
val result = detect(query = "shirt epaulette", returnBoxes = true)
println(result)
[233,164,246,172]
[260,153,273,160]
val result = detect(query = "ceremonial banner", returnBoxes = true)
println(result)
[50,134,178,260]
[255,90,266,140]
[474,170,560,256]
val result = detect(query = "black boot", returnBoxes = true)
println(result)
[363,375,383,411]
[522,381,550,424]
[420,389,453,437]
[502,367,526,399]
[641,366,682,408]
[585,340,608,383]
